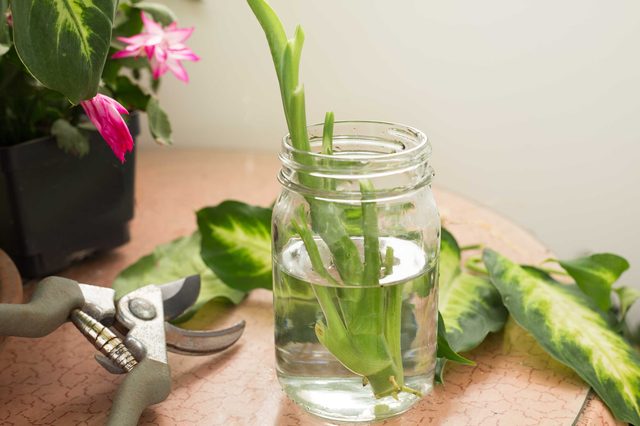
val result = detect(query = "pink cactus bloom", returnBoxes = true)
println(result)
[112,13,199,82]
[80,94,134,163]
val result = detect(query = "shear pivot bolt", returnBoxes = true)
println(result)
[129,298,156,320]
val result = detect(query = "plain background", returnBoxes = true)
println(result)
[136,0,640,289]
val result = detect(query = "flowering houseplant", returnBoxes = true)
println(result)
[0,1,198,277]
[0,0,199,162]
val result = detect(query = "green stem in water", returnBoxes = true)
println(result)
[248,0,419,399]
[291,207,338,286]
[322,111,336,192]
[322,111,334,155]
[384,246,395,277]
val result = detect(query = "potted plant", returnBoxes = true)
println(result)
[0,1,198,277]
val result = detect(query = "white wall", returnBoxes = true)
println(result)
[140,0,640,288]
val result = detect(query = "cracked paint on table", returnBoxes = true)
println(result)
[0,149,622,425]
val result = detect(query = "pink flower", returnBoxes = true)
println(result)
[80,94,134,163]
[112,13,199,82]
[5,10,12,27]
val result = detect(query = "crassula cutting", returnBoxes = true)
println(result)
[0,1,198,162]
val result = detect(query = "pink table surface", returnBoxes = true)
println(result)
[0,149,621,425]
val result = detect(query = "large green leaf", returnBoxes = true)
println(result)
[438,229,508,353]
[11,0,116,104]
[197,201,273,292]
[113,232,245,321]
[557,253,629,312]
[484,249,640,425]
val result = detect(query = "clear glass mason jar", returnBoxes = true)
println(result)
[272,121,440,422]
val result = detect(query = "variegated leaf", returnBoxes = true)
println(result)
[112,232,245,322]
[484,249,640,425]
[438,228,461,289]
[439,229,508,352]
[198,201,273,292]
[440,273,508,353]
[557,253,630,312]
[12,0,116,103]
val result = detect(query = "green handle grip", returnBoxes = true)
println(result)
[107,358,171,426]
[0,276,84,338]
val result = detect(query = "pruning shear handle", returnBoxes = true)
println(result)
[0,275,245,426]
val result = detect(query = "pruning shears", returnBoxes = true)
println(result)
[0,274,245,426]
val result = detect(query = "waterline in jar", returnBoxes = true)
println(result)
[273,237,438,422]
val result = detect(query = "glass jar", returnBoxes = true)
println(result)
[272,121,439,422]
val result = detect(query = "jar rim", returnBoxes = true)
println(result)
[278,120,433,200]
[281,120,430,163]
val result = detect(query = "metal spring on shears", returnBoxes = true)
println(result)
[70,309,138,372]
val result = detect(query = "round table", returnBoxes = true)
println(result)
[0,149,620,425]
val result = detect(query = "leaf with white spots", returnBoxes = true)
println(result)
[198,201,273,292]
[484,249,640,425]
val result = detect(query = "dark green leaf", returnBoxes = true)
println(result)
[436,312,475,366]
[146,97,172,145]
[113,3,144,38]
[113,75,150,110]
[198,201,273,292]
[51,119,90,157]
[133,2,177,26]
[484,249,640,425]
[113,233,246,320]
[103,54,150,85]
[557,253,630,311]
[12,0,116,103]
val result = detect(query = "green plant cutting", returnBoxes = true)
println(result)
[1,0,198,160]
[246,0,449,399]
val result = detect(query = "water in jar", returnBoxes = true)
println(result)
[273,236,438,422]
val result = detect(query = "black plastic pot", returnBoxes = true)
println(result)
[0,114,139,278]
